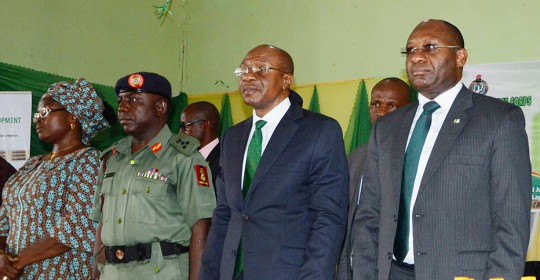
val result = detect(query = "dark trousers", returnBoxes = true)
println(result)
[389,260,415,280]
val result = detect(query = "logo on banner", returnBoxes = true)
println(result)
[469,74,489,95]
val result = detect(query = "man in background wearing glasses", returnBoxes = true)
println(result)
[352,19,531,280]
[181,101,221,189]
[200,45,349,280]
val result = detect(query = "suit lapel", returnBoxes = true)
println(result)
[230,120,252,209]
[206,143,220,164]
[245,101,302,199]
[417,87,473,196]
[390,104,418,205]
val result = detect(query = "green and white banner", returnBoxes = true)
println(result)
[0,91,32,169]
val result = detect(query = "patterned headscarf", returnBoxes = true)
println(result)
[45,78,110,145]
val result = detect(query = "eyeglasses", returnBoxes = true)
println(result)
[32,107,67,123]
[180,119,206,131]
[400,44,461,56]
[233,66,288,77]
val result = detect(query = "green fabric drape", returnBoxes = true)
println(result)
[343,80,371,155]
[219,93,233,138]
[0,62,186,155]
[309,85,321,113]
[168,92,188,134]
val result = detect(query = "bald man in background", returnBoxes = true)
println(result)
[181,101,221,188]
[336,77,411,280]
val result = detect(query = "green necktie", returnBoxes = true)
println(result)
[394,101,440,264]
[234,119,267,279]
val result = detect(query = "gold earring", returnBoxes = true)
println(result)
[70,123,75,130]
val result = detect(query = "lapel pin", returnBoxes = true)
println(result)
[453,119,460,124]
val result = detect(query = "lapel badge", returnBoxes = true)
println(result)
[128,73,144,88]
[195,164,210,187]
[115,249,125,260]
[150,142,163,153]
[453,119,460,124]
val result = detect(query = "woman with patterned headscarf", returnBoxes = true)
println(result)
[0,78,110,280]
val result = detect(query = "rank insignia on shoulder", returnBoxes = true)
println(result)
[195,164,210,187]
[151,142,163,153]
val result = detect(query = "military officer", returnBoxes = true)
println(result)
[90,72,216,280]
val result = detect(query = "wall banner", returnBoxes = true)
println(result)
[0,91,32,169]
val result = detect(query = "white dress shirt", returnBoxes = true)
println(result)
[241,97,291,190]
[199,138,219,160]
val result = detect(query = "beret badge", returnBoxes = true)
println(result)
[128,74,145,88]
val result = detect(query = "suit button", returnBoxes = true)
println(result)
[387,252,392,259]
[243,214,248,220]
[393,215,397,222]
[232,250,236,256]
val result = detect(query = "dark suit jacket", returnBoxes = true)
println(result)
[200,92,349,280]
[353,86,531,280]
[337,144,367,280]
[206,142,221,188]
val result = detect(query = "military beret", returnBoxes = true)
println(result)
[115,72,172,100]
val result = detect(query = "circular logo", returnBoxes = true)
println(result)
[128,74,144,88]
[469,74,489,95]
[115,249,125,260]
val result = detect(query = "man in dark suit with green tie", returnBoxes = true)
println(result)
[200,44,349,280]
[352,19,531,280]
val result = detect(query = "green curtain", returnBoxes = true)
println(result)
[309,85,321,113]
[219,93,233,138]
[168,92,188,134]
[0,61,186,155]
[343,79,371,155]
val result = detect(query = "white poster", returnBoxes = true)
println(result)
[462,61,540,260]
[0,91,32,169]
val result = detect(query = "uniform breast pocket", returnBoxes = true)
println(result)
[131,177,168,224]
[101,177,115,223]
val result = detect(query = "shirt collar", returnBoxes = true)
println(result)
[199,137,219,159]
[115,125,172,158]
[417,82,462,112]
[252,97,291,127]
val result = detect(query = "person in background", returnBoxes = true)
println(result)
[0,78,110,279]
[200,44,349,280]
[0,157,16,204]
[352,19,531,280]
[336,77,411,280]
[180,101,221,189]
[90,72,216,280]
